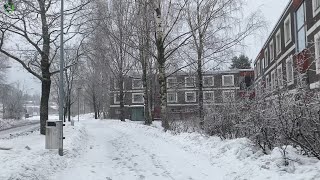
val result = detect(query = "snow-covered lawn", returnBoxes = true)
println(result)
[1,115,319,180]
[0,115,88,180]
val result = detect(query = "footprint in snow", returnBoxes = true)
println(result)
[112,157,120,161]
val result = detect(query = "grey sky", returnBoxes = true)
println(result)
[6,0,290,95]
[244,0,290,60]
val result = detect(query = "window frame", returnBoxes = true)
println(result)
[132,93,144,103]
[254,64,257,79]
[203,76,214,87]
[185,91,197,103]
[296,2,307,53]
[114,93,123,104]
[114,80,124,90]
[277,64,283,88]
[284,14,292,47]
[203,91,214,102]
[222,90,235,103]
[265,75,270,90]
[264,48,269,67]
[167,92,178,103]
[257,60,260,76]
[313,0,320,17]
[222,75,235,86]
[271,70,276,90]
[315,31,320,74]
[185,76,195,87]
[286,56,294,85]
[167,77,177,89]
[269,40,275,61]
[132,79,143,89]
[276,29,282,55]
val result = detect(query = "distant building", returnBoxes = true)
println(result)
[109,69,254,121]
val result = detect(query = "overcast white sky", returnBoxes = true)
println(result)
[6,0,290,95]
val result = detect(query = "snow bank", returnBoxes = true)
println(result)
[0,121,88,180]
[123,120,320,179]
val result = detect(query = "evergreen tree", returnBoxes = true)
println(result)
[230,55,252,69]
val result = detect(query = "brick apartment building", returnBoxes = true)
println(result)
[254,0,320,94]
[109,69,254,121]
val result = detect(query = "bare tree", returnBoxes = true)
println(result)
[95,0,136,121]
[185,0,264,126]
[150,0,195,130]
[0,0,92,134]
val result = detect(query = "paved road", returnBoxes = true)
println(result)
[0,122,39,139]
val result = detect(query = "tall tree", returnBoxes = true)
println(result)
[230,55,252,69]
[129,0,154,125]
[185,0,263,127]
[0,0,91,134]
[151,0,194,130]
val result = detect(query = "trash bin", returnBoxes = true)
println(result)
[45,120,62,149]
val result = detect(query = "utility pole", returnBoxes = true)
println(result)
[58,0,64,156]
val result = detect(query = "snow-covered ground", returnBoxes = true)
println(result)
[0,116,39,131]
[0,115,88,180]
[1,115,319,180]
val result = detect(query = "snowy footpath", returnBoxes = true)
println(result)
[1,115,320,180]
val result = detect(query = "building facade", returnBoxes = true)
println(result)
[109,69,254,121]
[254,0,320,94]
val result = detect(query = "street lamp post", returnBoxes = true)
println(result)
[58,0,64,156]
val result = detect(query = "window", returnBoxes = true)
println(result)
[185,92,196,102]
[257,60,260,76]
[264,49,269,67]
[167,93,177,103]
[284,15,292,46]
[315,32,320,74]
[132,93,144,103]
[254,64,257,79]
[313,0,320,17]
[270,40,274,61]
[276,29,282,55]
[222,75,234,86]
[296,3,306,52]
[185,77,195,87]
[203,76,214,87]
[277,64,283,88]
[262,58,265,71]
[222,91,235,102]
[114,93,122,104]
[203,91,214,102]
[271,70,276,90]
[265,75,270,90]
[167,77,177,88]
[132,79,143,89]
[114,80,124,90]
[286,56,294,84]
